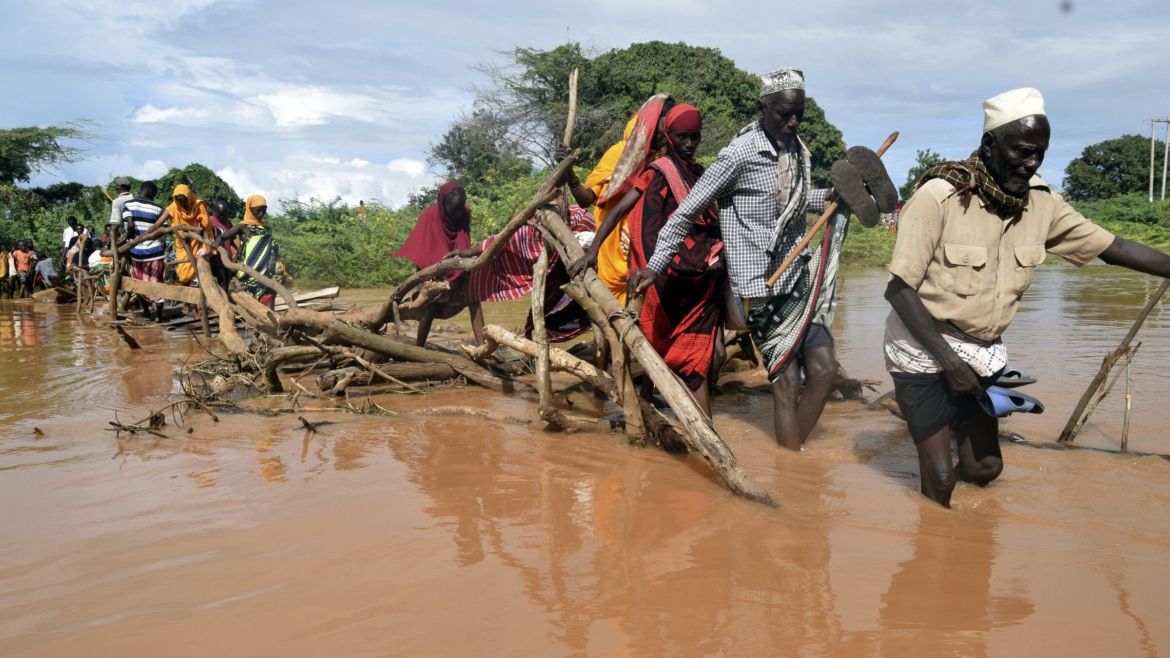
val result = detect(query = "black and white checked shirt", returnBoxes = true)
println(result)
[646,120,829,298]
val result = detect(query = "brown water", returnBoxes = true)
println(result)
[2,265,1169,657]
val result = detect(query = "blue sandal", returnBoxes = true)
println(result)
[979,386,1045,418]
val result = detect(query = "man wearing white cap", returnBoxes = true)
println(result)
[884,87,1170,508]
[629,67,895,451]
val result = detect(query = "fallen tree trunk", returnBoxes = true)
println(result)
[316,363,458,390]
[187,234,299,310]
[318,320,529,394]
[534,210,777,507]
[261,346,323,392]
[195,252,250,356]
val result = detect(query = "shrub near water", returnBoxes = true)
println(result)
[270,173,553,288]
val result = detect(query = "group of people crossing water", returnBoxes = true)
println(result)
[396,67,1170,508]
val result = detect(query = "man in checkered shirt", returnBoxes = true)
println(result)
[629,67,866,451]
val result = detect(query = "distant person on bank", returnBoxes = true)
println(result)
[884,88,1170,508]
[109,177,134,240]
[13,241,34,298]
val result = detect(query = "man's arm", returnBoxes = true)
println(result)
[1098,237,1170,278]
[885,276,982,395]
[628,153,739,295]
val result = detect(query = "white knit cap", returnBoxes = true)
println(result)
[760,68,804,98]
[983,87,1046,133]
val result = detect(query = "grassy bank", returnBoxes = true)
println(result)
[271,182,1170,288]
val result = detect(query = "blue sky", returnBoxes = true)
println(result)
[2,0,1167,208]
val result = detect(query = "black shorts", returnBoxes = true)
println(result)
[890,371,995,444]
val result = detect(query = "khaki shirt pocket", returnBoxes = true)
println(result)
[1013,243,1046,294]
[942,242,988,296]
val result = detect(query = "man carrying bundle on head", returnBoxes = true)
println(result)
[884,88,1170,508]
[628,67,896,450]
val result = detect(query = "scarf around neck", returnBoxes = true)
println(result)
[767,134,812,255]
[917,150,1027,216]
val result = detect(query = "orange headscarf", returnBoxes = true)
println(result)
[241,194,269,227]
[166,184,210,231]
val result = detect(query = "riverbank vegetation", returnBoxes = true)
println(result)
[4,46,1170,282]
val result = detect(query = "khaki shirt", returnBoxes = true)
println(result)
[889,176,1116,341]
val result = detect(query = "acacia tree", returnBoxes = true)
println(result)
[1063,134,1165,202]
[433,40,847,188]
[0,123,92,185]
[900,148,946,200]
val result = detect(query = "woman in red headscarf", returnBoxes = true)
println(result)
[622,104,728,415]
[393,181,484,346]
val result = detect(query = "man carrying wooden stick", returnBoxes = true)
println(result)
[883,87,1170,508]
[629,67,895,451]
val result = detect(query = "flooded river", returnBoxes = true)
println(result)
[1,265,1168,656]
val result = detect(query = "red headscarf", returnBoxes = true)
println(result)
[662,104,705,188]
[393,181,471,274]
[665,104,702,133]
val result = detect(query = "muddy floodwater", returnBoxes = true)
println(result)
[2,265,1169,656]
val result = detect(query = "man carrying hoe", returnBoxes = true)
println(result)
[884,88,1170,508]
[629,67,896,451]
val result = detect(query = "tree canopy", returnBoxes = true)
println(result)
[1062,134,1166,202]
[900,148,946,201]
[433,40,846,190]
[0,123,91,185]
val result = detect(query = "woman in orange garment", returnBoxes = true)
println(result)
[559,94,673,304]
[156,183,211,285]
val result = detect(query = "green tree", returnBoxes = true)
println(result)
[1062,134,1166,202]
[440,40,847,189]
[0,123,92,185]
[153,164,243,215]
[900,148,946,200]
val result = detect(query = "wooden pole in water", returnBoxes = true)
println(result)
[532,245,553,409]
[108,244,121,321]
[1122,360,1133,453]
[1059,278,1169,444]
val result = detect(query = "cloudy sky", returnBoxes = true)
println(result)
[2,0,1167,208]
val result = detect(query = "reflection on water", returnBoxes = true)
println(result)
[1,269,1170,656]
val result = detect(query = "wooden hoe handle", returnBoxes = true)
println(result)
[765,131,899,288]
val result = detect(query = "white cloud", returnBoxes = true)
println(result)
[216,154,439,208]
[388,158,427,177]
[253,86,383,127]
[131,104,210,123]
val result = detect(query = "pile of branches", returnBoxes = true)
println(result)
[110,152,793,505]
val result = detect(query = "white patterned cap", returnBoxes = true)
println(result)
[760,68,805,98]
[983,87,1046,133]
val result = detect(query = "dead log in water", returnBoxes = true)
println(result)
[315,320,529,394]
[316,363,458,391]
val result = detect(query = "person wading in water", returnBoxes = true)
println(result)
[884,87,1170,508]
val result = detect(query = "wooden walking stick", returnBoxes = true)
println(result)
[765,131,899,288]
